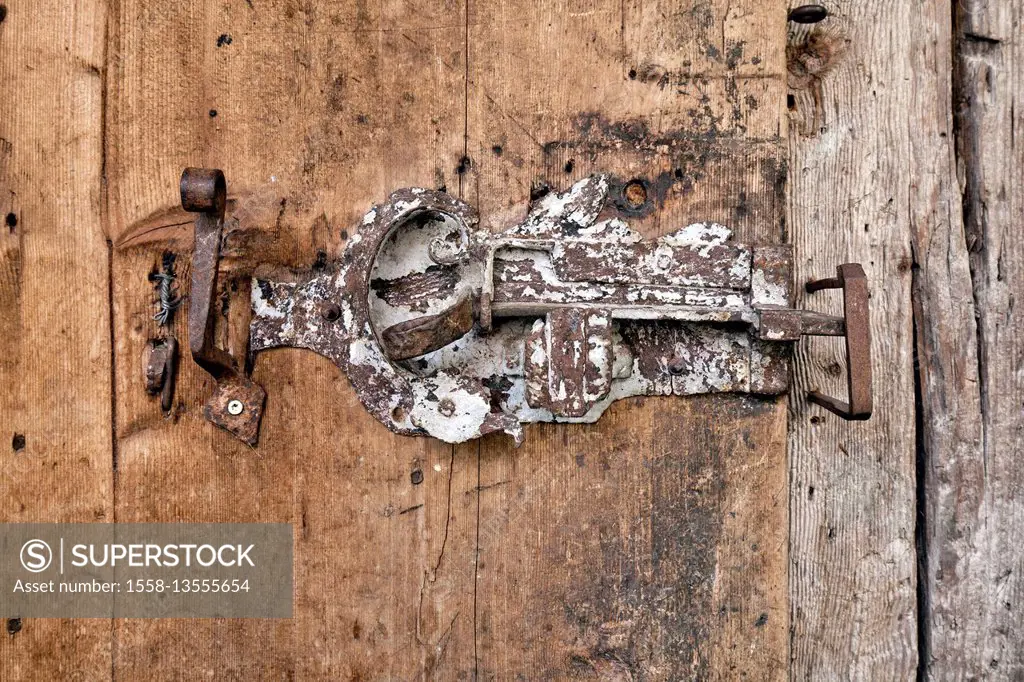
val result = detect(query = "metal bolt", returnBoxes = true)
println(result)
[788,5,828,23]
[321,303,341,322]
[438,398,456,417]
[227,399,244,416]
[655,251,673,271]
[668,357,687,376]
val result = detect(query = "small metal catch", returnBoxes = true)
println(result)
[180,168,266,445]
[143,336,178,413]
[175,170,873,445]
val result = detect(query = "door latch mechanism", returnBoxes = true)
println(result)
[178,169,872,445]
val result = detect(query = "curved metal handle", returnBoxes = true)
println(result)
[181,168,266,444]
[804,263,872,420]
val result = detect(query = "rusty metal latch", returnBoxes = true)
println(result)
[177,169,872,445]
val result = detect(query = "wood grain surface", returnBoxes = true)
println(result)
[786,3,926,678]
[3,0,1021,679]
[922,0,1024,677]
[0,0,114,678]
[100,0,791,678]
[468,1,789,677]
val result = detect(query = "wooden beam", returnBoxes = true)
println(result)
[0,0,113,677]
[104,0,474,676]
[468,1,790,676]
[923,0,1024,676]
[787,1,968,677]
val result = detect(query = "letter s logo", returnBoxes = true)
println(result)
[20,539,52,573]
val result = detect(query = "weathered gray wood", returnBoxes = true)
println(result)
[922,1,1024,677]
[786,3,929,678]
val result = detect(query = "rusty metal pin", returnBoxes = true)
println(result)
[624,179,648,208]
[788,5,828,24]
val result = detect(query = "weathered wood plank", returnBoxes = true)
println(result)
[467,1,790,677]
[786,2,949,677]
[922,1,1024,677]
[105,0,474,677]
[0,0,113,678]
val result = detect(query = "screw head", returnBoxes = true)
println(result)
[227,399,244,416]
[438,398,456,417]
[668,357,687,376]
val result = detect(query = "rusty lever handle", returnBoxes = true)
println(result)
[181,168,267,445]
[804,263,872,420]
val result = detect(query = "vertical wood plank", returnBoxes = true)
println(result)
[923,1,1024,676]
[467,1,791,677]
[0,0,113,678]
[786,2,950,677]
[105,0,475,677]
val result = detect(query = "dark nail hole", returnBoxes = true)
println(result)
[530,181,551,202]
[0,5,7,23]
[628,68,637,80]
[491,144,503,156]
[6,618,21,636]
[12,433,25,452]
[808,486,815,500]
[809,415,821,424]
[787,94,796,110]
[456,156,471,175]
[5,212,17,230]
[410,469,424,485]
[673,168,684,179]
[754,613,769,627]
[788,5,828,24]
[563,159,575,173]
[624,179,648,208]
[321,304,341,322]
[209,109,218,118]
[216,33,233,47]
[667,357,686,376]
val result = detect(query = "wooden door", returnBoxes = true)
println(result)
[5,0,789,678]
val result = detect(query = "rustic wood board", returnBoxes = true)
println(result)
[785,3,924,678]
[105,0,474,677]
[922,0,1024,677]
[467,0,790,677]
[0,0,114,678]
